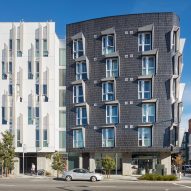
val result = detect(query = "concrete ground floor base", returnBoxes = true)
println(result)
[68,152,171,175]
[13,152,67,176]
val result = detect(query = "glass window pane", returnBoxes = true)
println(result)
[59,69,66,86]
[59,111,66,128]
[59,131,66,148]
[59,89,66,107]
[59,48,66,67]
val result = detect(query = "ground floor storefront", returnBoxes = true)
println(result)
[13,152,68,176]
[68,152,171,175]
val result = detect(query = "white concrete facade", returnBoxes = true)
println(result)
[0,22,66,175]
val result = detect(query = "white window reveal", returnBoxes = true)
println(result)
[73,39,84,59]
[138,33,152,52]
[102,35,115,55]
[106,58,118,77]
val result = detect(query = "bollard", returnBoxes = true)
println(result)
[179,171,182,179]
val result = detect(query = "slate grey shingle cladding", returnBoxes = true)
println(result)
[66,12,180,153]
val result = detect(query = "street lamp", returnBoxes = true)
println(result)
[23,144,26,175]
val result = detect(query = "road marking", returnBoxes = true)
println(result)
[173,183,191,189]
[90,185,117,188]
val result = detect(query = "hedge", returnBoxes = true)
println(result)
[138,174,177,181]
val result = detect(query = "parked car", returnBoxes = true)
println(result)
[182,165,191,173]
[63,168,103,182]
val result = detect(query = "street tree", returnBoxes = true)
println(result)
[52,152,66,178]
[102,155,115,178]
[175,154,184,173]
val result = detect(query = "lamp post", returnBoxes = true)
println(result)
[23,144,26,175]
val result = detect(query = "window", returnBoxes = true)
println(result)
[172,31,177,52]
[36,129,40,147]
[138,128,152,146]
[59,131,66,148]
[35,84,39,95]
[9,108,13,125]
[28,107,33,124]
[106,105,118,124]
[138,33,152,52]
[43,129,48,147]
[9,62,12,74]
[2,107,7,124]
[35,107,39,118]
[73,85,84,103]
[73,39,84,59]
[102,128,115,147]
[102,35,115,55]
[172,79,177,100]
[138,80,151,99]
[59,69,66,86]
[59,48,66,66]
[59,110,66,128]
[35,39,40,57]
[28,62,33,79]
[76,107,87,126]
[142,56,155,75]
[73,129,84,148]
[59,89,66,107]
[142,104,155,123]
[17,129,22,147]
[43,39,48,57]
[35,61,39,82]
[76,62,87,80]
[9,85,13,96]
[43,84,47,95]
[102,82,115,101]
[106,58,118,77]
[2,62,7,80]
[9,39,12,50]
[17,39,22,57]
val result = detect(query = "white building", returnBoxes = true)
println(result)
[0,22,66,175]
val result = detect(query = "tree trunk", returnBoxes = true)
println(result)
[1,161,3,177]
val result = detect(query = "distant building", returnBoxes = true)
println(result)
[180,131,189,164]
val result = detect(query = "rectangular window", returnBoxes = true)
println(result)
[43,39,48,57]
[9,62,12,74]
[17,39,22,57]
[76,107,87,126]
[43,84,47,95]
[35,61,39,81]
[106,58,118,77]
[138,80,151,99]
[142,104,155,123]
[2,62,7,80]
[138,33,152,52]
[102,82,114,101]
[106,105,118,124]
[142,56,155,75]
[9,39,12,50]
[59,69,66,86]
[43,129,48,147]
[59,131,66,148]
[102,128,115,147]
[76,62,87,80]
[59,89,66,107]
[73,85,84,103]
[28,107,33,124]
[28,61,33,79]
[2,107,7,124]
[138,128,152,146]
[102,35,115,55]
[35,84,39,95]
[59,48,66,67]
[73,39,84,59]
[17,129,22,147]
[172,31,177,52]
[9,107,13,125]
[36,129,40,147]
[73,129,84,148]
[59,110,66,128]
[35,39,39,57]
[9,84,13,96]
[172,79,177,100]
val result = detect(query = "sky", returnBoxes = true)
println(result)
[0,0,190,129]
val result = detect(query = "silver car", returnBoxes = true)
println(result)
[63,168,103,182]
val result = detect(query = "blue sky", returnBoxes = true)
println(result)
[0,0,190,128]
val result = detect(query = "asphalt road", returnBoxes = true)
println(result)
[0,178,191,191]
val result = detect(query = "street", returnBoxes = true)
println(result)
[0,178,191,191]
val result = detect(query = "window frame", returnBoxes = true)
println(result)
[138,32,152,52]
[102,82,115,101]
[138,80,152,99]
[73,85,84,104]
[73,38,84,59]
[142,103,155,123]
[102,128,115,147]
[76,61,87,80]
[73,129,84,148]
[138,127,152,147]
[76,107,87,126]
[106,58,119,78]
[106,105,118,124]
[142,56,155,75]
[102,34,115,55]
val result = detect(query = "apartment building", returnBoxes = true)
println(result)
[0,22,66,175]
[66,12,185,175]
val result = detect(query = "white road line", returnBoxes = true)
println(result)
[173,183,191,189]
[90,185,117,188]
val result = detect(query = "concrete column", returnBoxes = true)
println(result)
[160,153,171,175]
[122,153,132,175]
[13,157,20,175]
[37,154,46,170]
[79,153,83,168]
[89,153,96,172]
